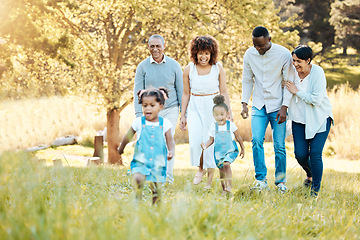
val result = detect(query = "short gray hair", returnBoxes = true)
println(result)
[148,34,165,45]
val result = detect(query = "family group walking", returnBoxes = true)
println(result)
[117,26,333,204]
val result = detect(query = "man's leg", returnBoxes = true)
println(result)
[251,106,269,181]
[159,107,179,183]
[269,110,287,185]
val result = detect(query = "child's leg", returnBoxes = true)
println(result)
[223,162,232,192]
[149,182,161,205]
[205,168,215,188]
[133,173,146,200]
[219,168,226,191]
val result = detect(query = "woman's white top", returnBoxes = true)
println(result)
[288,64,333,139]
[288,74,309,124]
[189,62,220,95]
[186,62,221,169]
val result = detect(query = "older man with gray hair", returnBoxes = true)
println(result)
[134,34,183,183]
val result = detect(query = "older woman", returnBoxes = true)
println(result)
[285,45,333,196]
[180,35,232,189]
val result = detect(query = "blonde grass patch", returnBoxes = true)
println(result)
[328,84,360,160]
[0,96,133,151]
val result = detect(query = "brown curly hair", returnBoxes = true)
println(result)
[188,35,219,65]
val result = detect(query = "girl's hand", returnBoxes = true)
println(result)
[117,146,123,155]
[201,143,207,150]
[285,81,298,94]
[239,148,245,159]
[179,116,187,131]
[167,151,174,160]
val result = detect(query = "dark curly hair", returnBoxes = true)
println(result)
[137,87,169,105]
[213,94,229,112]
[188,35,219,65]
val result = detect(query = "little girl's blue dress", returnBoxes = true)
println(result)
[131,116,168,182]
[214,120,239,169]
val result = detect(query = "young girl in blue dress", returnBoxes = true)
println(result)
[201,95,245,193]
[117,87,175,204]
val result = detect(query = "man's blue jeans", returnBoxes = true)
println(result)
[251,106,286,184]
[292,117,331,194]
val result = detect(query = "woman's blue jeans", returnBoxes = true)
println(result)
[251,106,287,184]
[292,117,331,194]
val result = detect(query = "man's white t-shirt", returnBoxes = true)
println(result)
[208,121,238,140]
[131,117,172,141]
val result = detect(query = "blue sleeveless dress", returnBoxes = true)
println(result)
[131,116,168,182]
[214,121,239,169]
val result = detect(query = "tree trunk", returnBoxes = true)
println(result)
[342,46,347,56]
[93,136,104,163]
[106,108,122,165]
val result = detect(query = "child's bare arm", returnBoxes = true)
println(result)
[234,129,245,158]
[117,128,136,155]
[165,129,175,160]
[201,137,214,150]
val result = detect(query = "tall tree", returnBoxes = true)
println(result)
[330,0,360,55]
[0,0,299,163]
[277,0,336,53]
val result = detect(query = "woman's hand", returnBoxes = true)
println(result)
[285,81,298,94]
[167,151,174,160]
[179,116,187,131]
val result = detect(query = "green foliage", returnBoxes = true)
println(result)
[277,0,336,53]
[0,0,299,103]
[330,0,360,53]
[0,151,360,239]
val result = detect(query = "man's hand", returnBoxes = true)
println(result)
[276,106,287,124]
[241,103,249,119]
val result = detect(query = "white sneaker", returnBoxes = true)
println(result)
[277,182,287,193]
[251,180,269,192]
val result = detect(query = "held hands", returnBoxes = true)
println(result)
[285,81,298,94]
[179,116,187,131]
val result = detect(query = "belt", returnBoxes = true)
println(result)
[191,91,219,97]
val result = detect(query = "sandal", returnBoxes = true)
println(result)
[193,171,205,185]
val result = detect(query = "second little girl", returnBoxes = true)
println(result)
[201,95,245,193]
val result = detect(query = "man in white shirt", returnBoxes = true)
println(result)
[241,26,294,193]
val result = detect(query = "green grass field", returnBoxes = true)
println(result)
[1,47,359,239]
[1,143,359,240]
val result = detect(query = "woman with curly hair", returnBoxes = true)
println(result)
[180,35,232,189]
